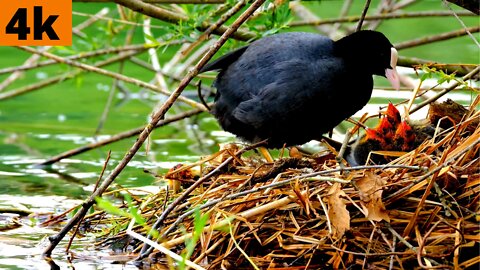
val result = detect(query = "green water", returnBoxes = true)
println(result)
[0,1,478,269]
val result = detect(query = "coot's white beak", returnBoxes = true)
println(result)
[385,47,400,90]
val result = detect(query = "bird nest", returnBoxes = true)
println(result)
[84,99,479,269]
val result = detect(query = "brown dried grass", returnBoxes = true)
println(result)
[88,98,479,269]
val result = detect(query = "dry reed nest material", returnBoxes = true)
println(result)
[87,100,479,269]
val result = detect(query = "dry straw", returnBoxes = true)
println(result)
[86,98,479,269]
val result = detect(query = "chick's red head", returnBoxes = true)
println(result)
[385,102,401,127]
[394,121,416,151]
[364,128,388,148]
[376,116,395,141]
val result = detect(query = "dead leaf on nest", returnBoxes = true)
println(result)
[326,183,350,238]
[288,147,303,159]
[355,170,390,222]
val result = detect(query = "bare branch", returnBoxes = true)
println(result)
[289,10,476,28]
[42,0,266,257]
[0,44,155,75]
[15,46,207,110]
[394,26,480,50]
[0,49,147,101]
[113,0,256,41]
[0,8,110,91]
[398,56,477,76]
[39,108,205,166]
[410,66,480,114]
[135,0,267,259]
[356,0,372,31]
[443,0,480,48]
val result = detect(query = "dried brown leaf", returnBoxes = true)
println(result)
[326,183,350,238]
[355,170,390,222]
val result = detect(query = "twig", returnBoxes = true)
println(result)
[361,0,396,31]
[385,134,480,204]
[294,164,426,180]
[16,46,207,110]
[0,43,159,75]
[72,10,165,29]
[410,66,479,114]
[129,57,214,93]
[73,7,110,32]
[113,0,256,41]
[143,17,169,95]
[224,213,260,270]
[397,56,476,76]
[386,222,417,251]
[96,27,136,135]
[0,8,109,91]
[443,0,480,48]
[356,0,372,31]
[289,2,333,35]
[417,221,452,269]
[112,0,268,259]
[336,127,354,167]
[289,10,476,27]
[161,172,348,240]
[39,108,205,166]
[127,230,206,270]
[0,48,147,101]
[181,0,247,57]
[389,233,397,270]
[394,26,480,50]
[330,0,353,33]
[95,67,124,135]
[330,245,415,257]
[137,141,267,259]
[66,151,111,254]
[174,41,215,77]
[0,47,49,92]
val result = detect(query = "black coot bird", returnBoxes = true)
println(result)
[201,30,400,148]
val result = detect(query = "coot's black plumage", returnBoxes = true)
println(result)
[201,30,400,148]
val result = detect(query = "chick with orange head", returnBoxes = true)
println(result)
[393,121,416,151]
[347,127,390,166]
[347,103,433,166]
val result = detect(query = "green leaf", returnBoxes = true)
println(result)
[420,72,431,82]
[144,34,159,46]
[95,197,129,218]
[124,194,146,225]
[179,207,210,270]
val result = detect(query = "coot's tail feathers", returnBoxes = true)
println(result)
[200,46,249,73]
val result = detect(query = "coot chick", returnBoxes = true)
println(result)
[347,127,389,165]
[348,103,401,166]
[201,31,400,148]
[347,104,436,165]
